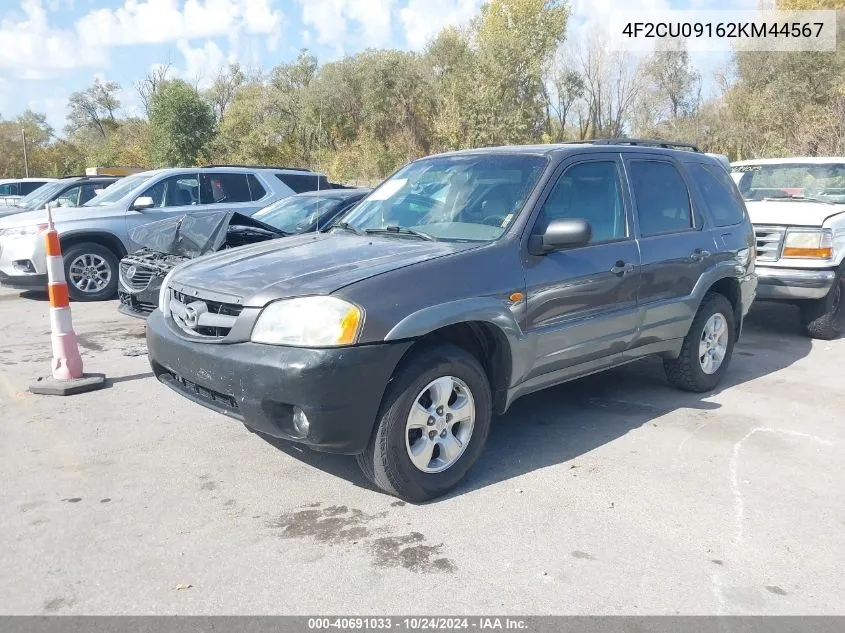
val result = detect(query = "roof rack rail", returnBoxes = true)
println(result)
[201,164,315,172]
[564,138,701,153]
[60,174,119,180]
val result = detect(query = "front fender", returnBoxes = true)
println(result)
[383,297,531,389]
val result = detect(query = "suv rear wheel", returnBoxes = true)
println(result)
[801,266,845,340]
[663,292,736,392]
[63,242,120,302]
[357,344,492,502]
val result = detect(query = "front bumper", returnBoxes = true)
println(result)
[146,308,412,454]
[0,270,47,289]
[0,232,46,288]
[755,266,836,300]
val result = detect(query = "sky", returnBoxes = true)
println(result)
[0,0,756,134]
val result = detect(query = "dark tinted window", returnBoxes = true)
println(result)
[200,173,252,204]
[276,173,331,194]
[247,174,267,200]
[628,161,692,236]
[688,163,746,227]
[537,161,626,243]
[19,181,46,195]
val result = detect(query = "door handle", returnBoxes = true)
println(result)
[610,261,635,275]
[690,249,711,261]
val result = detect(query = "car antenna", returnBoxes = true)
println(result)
[315,94,323,232]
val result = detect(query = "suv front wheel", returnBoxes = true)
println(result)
[663,292,736,392]
[357,344,492,502]
[63,242,120,302]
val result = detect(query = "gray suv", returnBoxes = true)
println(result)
[0,166,324,300]
[147,141,757,501]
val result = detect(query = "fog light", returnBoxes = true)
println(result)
[12,260,36,273]
[292,407,310,437]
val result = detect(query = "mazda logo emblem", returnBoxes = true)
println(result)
[126,265,137,280]
[183,301,208,329]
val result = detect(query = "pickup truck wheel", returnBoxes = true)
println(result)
[63,242,119,301]
[663,292,735,393]
[801,268,845,340]
[356,344,492,502]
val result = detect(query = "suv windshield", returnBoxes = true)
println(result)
[254,195,343,233]
[338,154,547,241]
[14,180,69,211]
[85,172,155,206]
[732,162,845,203]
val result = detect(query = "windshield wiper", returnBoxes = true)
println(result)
[762,195,836,205]
[364,226,437,241]
[332,221,364,235]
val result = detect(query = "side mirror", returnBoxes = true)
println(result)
[530,218,592,255]
[131,196,155,211]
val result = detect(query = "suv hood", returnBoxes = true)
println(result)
[0,203,124,229]
[171,232,480,307]
[746,199,845,227]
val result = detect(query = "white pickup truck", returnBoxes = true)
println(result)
[731,157,845,339]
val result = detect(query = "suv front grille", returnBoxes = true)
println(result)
[754,226,785,262]
[120,262,154,291]
[169,289,244,339]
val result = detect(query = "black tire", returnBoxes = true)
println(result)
[801,267,845,340]
[356,344,492,503]
[663,292,736,393]
[62,242,120,302]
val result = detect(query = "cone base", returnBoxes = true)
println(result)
[29,373,106,396]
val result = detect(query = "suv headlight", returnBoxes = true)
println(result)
[0,224,48,238]
[782,229,833,259]
[158,268,177,313]
[251,296,363,347]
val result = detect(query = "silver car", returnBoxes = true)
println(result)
[0,166,324,300]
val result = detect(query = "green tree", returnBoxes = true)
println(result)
[469,0,570,145]
[149,80,216,167]
[66,78,122,139]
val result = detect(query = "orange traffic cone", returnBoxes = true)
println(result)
[29,203,105,396]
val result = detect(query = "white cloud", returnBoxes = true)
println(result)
[399,0,480,50]
[75,0,283,47]
[0,0,102,75]
[297,0,396,51]
[0,0,284,77]
[176,39,230,89]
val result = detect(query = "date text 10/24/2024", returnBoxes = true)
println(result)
[308,618,528,630]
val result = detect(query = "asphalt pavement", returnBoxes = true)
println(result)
[0,286,843,614]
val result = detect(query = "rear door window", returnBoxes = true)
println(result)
[19,181,46,195]
[200,173,252,204]
[628,160,693,237]
[687,163,747,227]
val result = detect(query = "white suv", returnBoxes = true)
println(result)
[731,157,845,339]
[0,166,329,301]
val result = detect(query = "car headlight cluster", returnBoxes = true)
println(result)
[782,228,833,259]
[0,224,48,238]
[158,268,178,313]
[251,296,362,347]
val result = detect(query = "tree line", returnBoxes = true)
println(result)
[1,0,842,185]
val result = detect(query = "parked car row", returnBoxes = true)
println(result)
[0,177,57,207]
[0,165,343,300]
[2,141,843,502]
